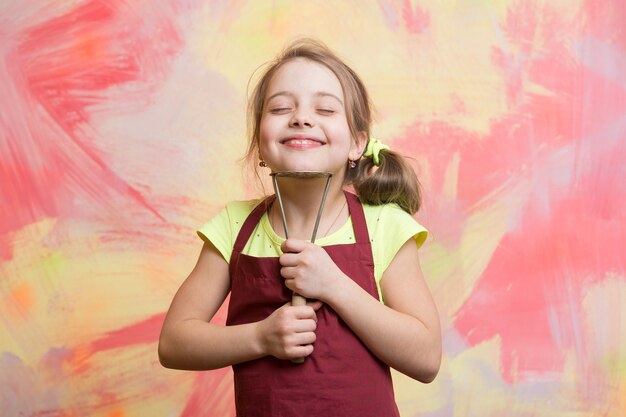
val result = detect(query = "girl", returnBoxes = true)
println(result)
[159,39,441,416]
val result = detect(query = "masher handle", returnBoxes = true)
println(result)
[292,292,307,306]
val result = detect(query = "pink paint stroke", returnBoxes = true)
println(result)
[398,2,626,383]
[402,0,430,34]
[1,0,185,256]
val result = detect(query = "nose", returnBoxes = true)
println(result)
[289,109,315,128]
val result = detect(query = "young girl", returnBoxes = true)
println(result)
[159,39,441,416]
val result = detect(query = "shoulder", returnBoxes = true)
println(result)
[196,197,267,262]
[224,198,265,223]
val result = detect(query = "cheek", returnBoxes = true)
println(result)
[327,121,353,147]
[258,118,273,145]
[332,116,351,135]
[258,122,280,160]
[259,112,281,133]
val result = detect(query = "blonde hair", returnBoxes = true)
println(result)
[245,38,422,214]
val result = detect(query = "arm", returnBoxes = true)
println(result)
[158,241,320,370]
[332,239,441,382]
[280,238,442,382]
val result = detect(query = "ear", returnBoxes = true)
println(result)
[349,131,368,160]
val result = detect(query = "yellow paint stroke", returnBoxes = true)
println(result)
[582,273,626,374]
[448,337,509,416]
[581,273,626,415]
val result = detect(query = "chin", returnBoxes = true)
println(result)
[278,163,325,173]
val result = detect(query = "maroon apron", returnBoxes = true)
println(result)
[226,191,400,417]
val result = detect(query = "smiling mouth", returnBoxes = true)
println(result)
[281,138,325,147]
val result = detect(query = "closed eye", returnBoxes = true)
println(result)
[269,108,291,113]
[317,109,335,114]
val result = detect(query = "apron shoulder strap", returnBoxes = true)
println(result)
[232,195,275,253]
[345,191,371,244]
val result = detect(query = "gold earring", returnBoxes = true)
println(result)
[259,160,267,167]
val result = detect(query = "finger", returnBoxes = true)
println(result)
[283,277,302,295]
[296,317,317,332]
[280,266,296,280]
[294,331,317,346]
[288,343,315,359]
[290,305,318,320]
[281,238,307,254]
[279,252,299,267]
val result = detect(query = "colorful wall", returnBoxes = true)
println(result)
[2,1,625,416]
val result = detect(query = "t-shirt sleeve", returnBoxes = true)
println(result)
[374,204,428,276]
[196,205,234,263]
[196,200,258,263]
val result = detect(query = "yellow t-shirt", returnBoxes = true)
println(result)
[197,197,427,302]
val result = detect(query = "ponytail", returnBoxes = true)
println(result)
[346,145,422,215]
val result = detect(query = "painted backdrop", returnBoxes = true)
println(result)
[1,1,625,416]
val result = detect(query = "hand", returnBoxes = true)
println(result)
[257,300,323,360]
[279,239,346,303]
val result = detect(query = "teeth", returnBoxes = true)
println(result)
[286,139,319,145]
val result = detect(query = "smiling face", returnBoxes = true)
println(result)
[258,58,364,178]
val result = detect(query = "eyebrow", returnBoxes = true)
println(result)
[265,91,344,106]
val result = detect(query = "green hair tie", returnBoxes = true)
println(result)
[363,137,390,166]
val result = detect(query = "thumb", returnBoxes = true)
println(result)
[278,301,292,310]
[281,238,306,254]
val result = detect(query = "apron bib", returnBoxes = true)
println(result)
[227,192,399,417]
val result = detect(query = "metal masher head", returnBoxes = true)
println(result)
[270,171,333,179]
[269,171,333,243]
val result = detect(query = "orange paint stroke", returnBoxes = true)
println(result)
[4,283,35,318]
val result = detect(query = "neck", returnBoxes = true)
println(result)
[270,174,348,240]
